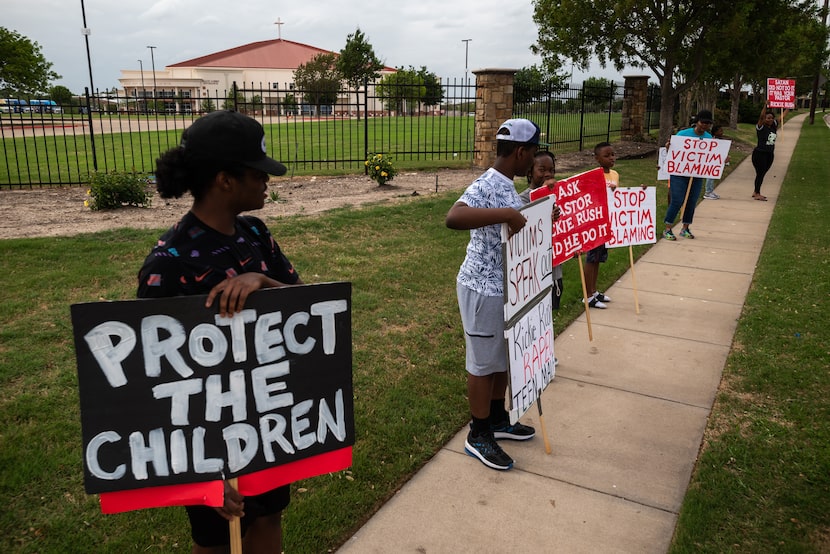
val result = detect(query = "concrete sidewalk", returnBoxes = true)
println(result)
[338,115,803,554]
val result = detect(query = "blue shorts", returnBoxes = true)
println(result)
[586,244,608,264]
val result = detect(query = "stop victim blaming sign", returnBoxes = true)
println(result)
[501,197,555,422]
[70,282,353,513]
[606,187,658,248]
[661,135,731,179]
[530,166,612,267]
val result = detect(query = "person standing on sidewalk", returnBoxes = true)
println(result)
[583,142,618,308]
[662,109,714,241]
[446,118,540,471]
[751,104,778,201]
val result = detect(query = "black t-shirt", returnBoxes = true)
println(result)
[137,212,299,298]
[755,122,778,153]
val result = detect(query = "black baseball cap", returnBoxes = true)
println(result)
[180,110,287,176]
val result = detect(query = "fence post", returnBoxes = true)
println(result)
[363,78,369,175]
[606,81,616,143]
[621,75,650,140]
[84,87,98,171]
[579,81,586,152]
[472,68,516,169]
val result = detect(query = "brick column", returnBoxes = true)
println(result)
[473,69,516,169]
[621,75,650,141]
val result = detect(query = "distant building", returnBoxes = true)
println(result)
[118,38,395,115]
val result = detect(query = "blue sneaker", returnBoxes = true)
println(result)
[465,431,513,470]
[679,228,695,239]
[490,420,536,441]
[663,229,676,241]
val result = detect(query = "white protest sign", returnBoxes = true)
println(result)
[501,196,553,325]
[501,197,555,423]
[657,147,669,181]
[661,135,732,179]
[606,187,657,248]
[505,290,555,423]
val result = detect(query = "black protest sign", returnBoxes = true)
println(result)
[71,282,353,495]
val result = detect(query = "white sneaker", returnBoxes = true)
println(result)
[587,295,607,309]
[703,192,719,200]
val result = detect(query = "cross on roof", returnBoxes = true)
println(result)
[274,18,284,40]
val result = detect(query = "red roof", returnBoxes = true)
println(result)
[168,38,395,71]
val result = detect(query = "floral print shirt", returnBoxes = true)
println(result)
[137,212,299,299]
[456,167,522,296]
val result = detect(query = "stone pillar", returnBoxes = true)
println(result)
[621,75,650,141]
[473,69,516,169]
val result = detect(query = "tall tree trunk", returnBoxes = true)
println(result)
[728,73,742,130]
[658,70,678,147]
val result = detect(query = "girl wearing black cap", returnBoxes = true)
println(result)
[137,110,300,553]
[751,105,778,201]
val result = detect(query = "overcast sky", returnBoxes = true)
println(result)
[6,0,649,95]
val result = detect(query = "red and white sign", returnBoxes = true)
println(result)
[530,167,612,267]
[661,135,732,179]
[767,78,796,109]
[606,187,657,248]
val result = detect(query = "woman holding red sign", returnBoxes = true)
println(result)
[751,105,778,201]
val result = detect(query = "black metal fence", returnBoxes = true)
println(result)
[1,79,659,189]
[513,81,662,152]
[0,78,476,189]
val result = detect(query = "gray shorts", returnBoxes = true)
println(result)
[457,283,507,377]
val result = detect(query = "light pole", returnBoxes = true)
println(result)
[79,0,97,170]
[147,45,158,113]
[461,39,472,85]
[137,59,146,114]
[80,0,96,101]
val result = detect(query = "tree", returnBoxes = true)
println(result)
[376,66,443,114]
[294,53,341,116]
[532,0,733,145]
[0,27,61,96]
[337,28,384,120]
[49,85,72,105]
[281,93,298,115]
[222,87,245,111]
[683,0,821,129]
[514,64,566,104]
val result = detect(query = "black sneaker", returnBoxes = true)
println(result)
[465,430,514,470]
[491,420,536,441]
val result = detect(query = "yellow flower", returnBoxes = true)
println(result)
[375,165,381,171]
[364,160,369,166]
[381,171,388,177]
[84,200,89,207]
[86,189,91,195]
[377,154,383,158]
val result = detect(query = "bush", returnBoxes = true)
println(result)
[365,153,398,186]
[85,171,152,210]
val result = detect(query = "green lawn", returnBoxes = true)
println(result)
[2,119,826,552]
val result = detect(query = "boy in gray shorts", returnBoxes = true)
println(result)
[445,119,542,470]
